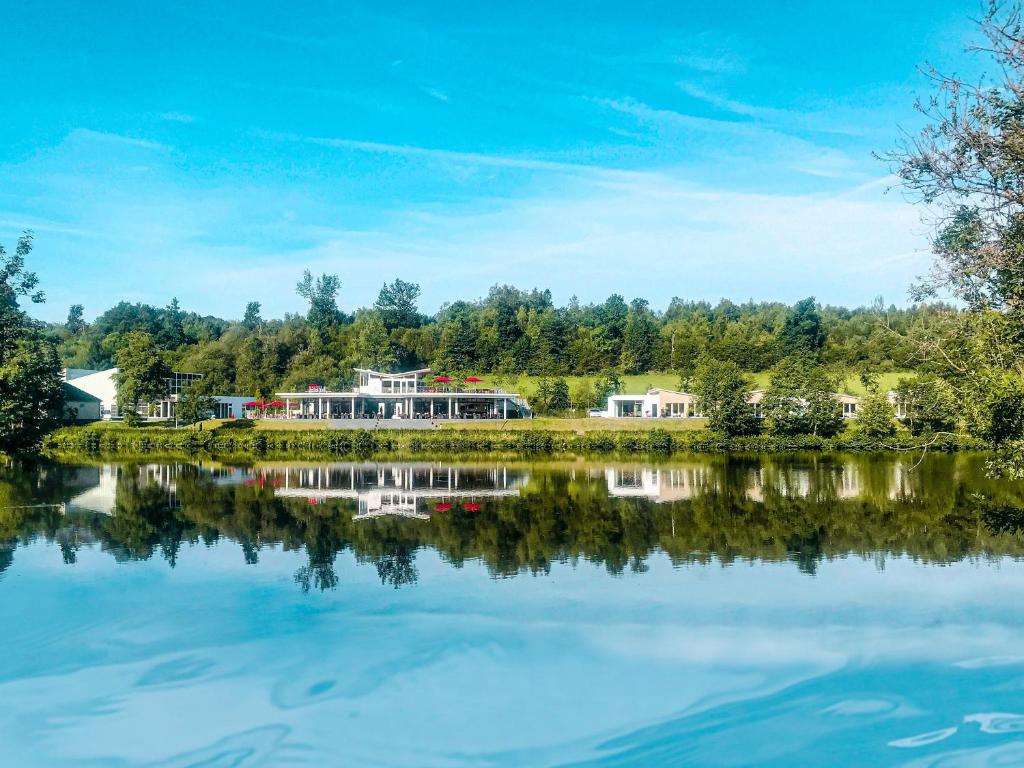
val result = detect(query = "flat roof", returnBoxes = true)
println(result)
[277,390,520,399]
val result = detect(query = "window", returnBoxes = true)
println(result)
[843,402,858,417]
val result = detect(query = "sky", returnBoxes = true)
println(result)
[0,1,986,322]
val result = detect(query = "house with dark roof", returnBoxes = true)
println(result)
[61,382,102,422]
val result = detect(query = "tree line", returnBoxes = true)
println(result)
[45,271,951,399]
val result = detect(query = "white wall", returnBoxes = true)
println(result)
[69,369,119,419]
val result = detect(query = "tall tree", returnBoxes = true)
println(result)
[691,355,760,436]
[356,313,397,371]
[762,353,844,437]
[159,297,186,349]
[884,2,1024,469]
[0,231,43,356]
[620,299,659,374]
[114,331,170,425]
[65,304,86,335]
[296,271,341,334]
[242,301,262,331]
[779,297,826,358]
[374,279,421,330]
[0,232,64,452]
[175,378,217,426]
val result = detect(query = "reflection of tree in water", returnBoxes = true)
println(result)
[0,542,13,577]
[372,548,419,589]
[5,454,1024,589]
[980,500,1024,535]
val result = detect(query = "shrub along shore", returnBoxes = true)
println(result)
[43,424,981,457]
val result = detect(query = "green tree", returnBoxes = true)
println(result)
[0,231,44,355]
[893,376,958,436]
[159,297,186,349]
[885,3,1024,465]
[242,301,262,331]
[779,297,826,358]
[0,231,64,452]
[593,370,622,408]
[356,313,397,371]
[374,279,421,330]
[65,304,86,335]
[296,270,341,334]
[691,355,760,436]
[570,379,596,413]
[762,354,844,437]
[856,393,899,438]
[549,377,570,412]
[620,299,659,374]
[114,331,170,425]
[0,337,64,452]
[433,309,476,373]
[176,378,217,426]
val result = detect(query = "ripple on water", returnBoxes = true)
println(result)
[953,657,1024,670]
[823,698,900,716]
[964,712,1024,734]
[897,741,1024,767]
[136,656,217,688]
[888,727,958,748]
[149,724,293,767]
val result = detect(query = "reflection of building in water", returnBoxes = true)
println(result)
[603,461,911,504]
[65,465,117,515]
[64,464,183,515]
[602,466,721,502]
[272,463,527,519]
[889,461,916,501]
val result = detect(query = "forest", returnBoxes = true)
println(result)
[47,276,950,398]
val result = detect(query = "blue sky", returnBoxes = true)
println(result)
[0,1,982,322]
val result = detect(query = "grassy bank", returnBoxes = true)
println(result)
[453,371,913,398]
[44,424,982,457]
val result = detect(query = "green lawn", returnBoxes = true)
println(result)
[459,371,913,398]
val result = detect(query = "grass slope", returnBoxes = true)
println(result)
[456,371,913,398]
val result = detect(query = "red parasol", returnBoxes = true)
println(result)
[244,400,265,407]
[434,502,453,512]
[463,502,481,512]
[266,401,285,408]
[433,376,453,383]
[464,376,483,383]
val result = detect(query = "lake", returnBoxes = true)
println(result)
[3,453,1024,766]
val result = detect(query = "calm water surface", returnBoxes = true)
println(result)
[3,453,1024,767]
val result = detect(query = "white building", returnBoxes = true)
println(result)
[277,368,531,420]
[598,388,703,419]
[63,368,251,421]
[595,387,861,420]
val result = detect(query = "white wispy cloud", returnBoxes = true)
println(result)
[70,128,170,151]
[160,111,196,124]
[255,129,638,176]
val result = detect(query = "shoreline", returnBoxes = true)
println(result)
[42,424,983,458]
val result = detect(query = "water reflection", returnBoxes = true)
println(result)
[2,454,1023,590]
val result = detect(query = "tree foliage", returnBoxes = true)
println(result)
[856,393,899,438]
[892,375,959,436]
[0,232,63,452]
[779,297,826,358]
[176,379,217,426]
[762,354,845,438]
[691,355,760,436]
[296,270,342,334]
[114,331,170,425]
[374,279,421,330]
